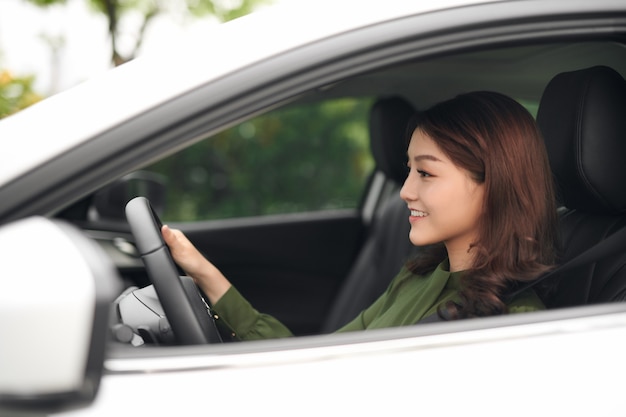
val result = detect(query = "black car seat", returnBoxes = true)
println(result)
[321,96,420,332]
[537,65,626,307]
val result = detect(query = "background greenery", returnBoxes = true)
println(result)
[145,98,376,222]
[0,70,42,118]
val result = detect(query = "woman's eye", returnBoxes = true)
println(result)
[405,164,432,178]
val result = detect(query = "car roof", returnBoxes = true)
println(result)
[0,0,498,187]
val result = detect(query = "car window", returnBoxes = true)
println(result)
[144,98,375,222]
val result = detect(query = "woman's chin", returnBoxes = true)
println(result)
[408,233,434,247]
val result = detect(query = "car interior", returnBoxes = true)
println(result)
[326,63,626,333]
[56,38,626,345]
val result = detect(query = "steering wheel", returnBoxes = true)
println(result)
[125,196,222,345]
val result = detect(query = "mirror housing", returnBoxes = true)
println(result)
[0,217,122,413]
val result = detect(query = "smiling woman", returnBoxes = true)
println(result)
[404,91,559,320]
[402,130,486,268]
[160,91,557,340]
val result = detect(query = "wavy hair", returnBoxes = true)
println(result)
[406,91,559,319]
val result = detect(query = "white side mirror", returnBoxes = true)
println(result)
[0,217,121,413]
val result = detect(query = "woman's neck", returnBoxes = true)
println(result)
[445,243,475,272]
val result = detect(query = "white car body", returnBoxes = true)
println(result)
[92,309,626,416]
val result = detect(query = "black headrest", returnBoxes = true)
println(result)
[537,66,626,215]
[369,96,416,185]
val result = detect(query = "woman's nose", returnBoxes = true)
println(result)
[400,173,416,202]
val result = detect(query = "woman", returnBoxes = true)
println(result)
[162,91,559,339]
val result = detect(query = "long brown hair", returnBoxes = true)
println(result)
[406,91,559,318]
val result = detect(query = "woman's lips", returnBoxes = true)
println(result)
[408,208,428,223]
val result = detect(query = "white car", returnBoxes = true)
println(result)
[1,0,626,415]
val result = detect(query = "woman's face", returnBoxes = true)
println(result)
[400,129,485,264]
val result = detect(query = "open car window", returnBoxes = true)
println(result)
[144,98,374,222]
[64,38,626,343]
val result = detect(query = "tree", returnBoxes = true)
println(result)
[25,0,271,66]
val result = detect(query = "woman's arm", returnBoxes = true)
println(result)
[161,225,293,340]
[161,225,231,305]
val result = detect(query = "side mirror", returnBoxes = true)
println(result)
[0,217,122,414]
[91,171,167,221]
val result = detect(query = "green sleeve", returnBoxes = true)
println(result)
[212,286,293,340]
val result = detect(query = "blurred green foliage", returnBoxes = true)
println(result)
[186,0,270,21]
[0,70,42,119]
[146,98,375,221]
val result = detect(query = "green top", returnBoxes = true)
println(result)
[212,259,545,340]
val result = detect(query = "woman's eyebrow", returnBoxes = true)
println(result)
[411,154,442,162]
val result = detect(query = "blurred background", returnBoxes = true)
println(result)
[0,0,279,118]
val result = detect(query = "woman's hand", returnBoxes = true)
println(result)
[161,225,231,304]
